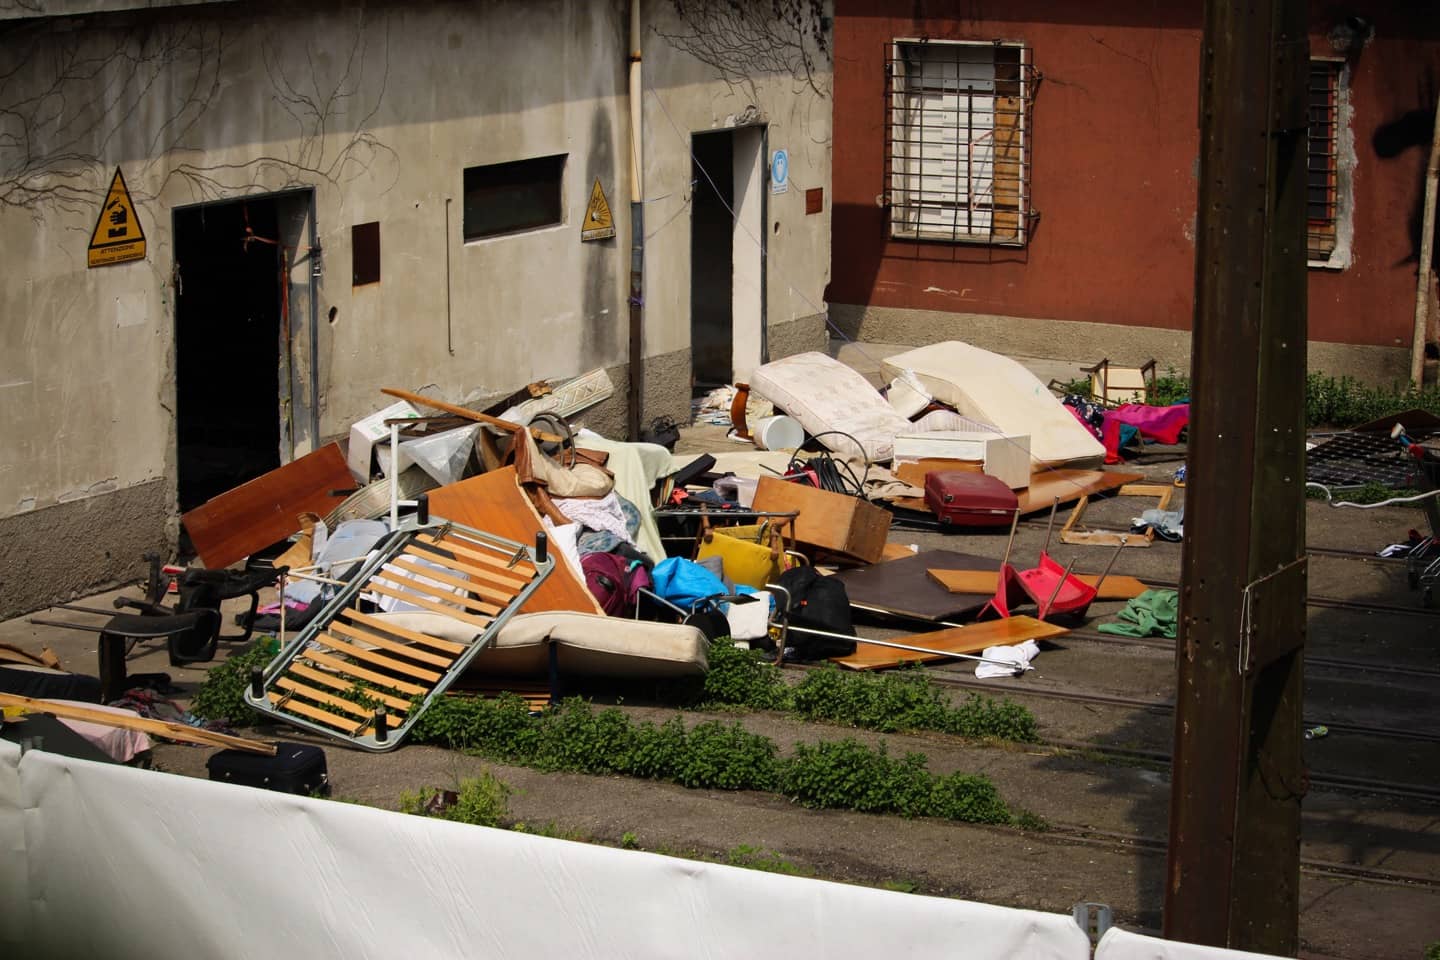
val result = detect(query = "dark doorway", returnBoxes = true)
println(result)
[690,130,735,389]
[173,198,283,512]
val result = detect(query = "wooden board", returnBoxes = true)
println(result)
[0,692,276,754]
[1015,469,1145,515]
[751,476,891,563]
[927,569,1153,601]
[828,550,1000,622]
[424,467,604,615]
[893,458,982,488]
[182,442,353,569]
[831,616,1069,671]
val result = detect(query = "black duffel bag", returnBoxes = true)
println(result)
[774,566,856,660]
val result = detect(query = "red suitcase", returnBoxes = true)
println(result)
[923,471,1019,527]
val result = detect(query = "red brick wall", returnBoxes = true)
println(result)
[830,1,1438,348]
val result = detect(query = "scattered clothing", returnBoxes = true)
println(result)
[975,639,1040,679]
[1097,589,1180,639]
[1132,508,1184,542]
[1100,403,1190,464]
[558,491,637,552]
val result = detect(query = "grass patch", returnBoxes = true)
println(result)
[1306,480,1419,505]
[411,694,1015,826]
[725,844,811,876]
[696,644,1039,743]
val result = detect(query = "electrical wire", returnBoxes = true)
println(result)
[1304,482,1440,510]
[783,430,869,497]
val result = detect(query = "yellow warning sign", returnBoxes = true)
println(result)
[581,178,615,242]
[87,167,146,267]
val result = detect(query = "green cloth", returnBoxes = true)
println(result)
[1097,589,1180,639]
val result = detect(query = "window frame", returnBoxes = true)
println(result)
[1306,58,1350,270]
[462,153,568,243]
[884,38,1035,247]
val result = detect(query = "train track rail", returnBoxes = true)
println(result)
[1041,823,1440,890]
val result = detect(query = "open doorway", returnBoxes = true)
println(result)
[690,125,765,391]
[173,197,285,513]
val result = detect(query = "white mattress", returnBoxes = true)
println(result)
[881,342,1105,466]
[372,611,709,679]
[749,352,912,462]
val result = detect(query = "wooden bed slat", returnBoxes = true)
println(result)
[300,650,428,696]
[328,620,456,668]
[312,634,443,683]
[275,676,375,721]
[268,690,369,735]
[341,608,471,654]
[402,543,530,596]
[387,556,511,611]
[364,581,495,629]
[286,661,415,713]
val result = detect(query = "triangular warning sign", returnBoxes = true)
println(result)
[581,178,615,241]
[88,167,147,267]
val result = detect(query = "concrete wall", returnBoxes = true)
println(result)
[829,0,1438,378]
[0,0,831,616]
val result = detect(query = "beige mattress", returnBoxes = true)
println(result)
[370,611,709,679]
[881,342,1105,467]
[749,351,913,462]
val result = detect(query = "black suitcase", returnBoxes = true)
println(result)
[207,741,329,796]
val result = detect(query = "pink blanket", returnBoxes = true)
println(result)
[1101,404,1190,464]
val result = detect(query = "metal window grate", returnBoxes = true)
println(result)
[1307,60,1341,261]
[884,40,1038,246]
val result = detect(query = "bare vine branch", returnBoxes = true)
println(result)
[658,0,830,98]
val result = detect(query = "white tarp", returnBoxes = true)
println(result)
[0,744,1090,959]
[1096,927,1286,960]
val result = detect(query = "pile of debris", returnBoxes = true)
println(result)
[4,342,1198,774]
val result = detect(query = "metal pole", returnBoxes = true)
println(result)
[1166,0,1309,953]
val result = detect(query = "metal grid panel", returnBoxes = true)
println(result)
[884,40,1038,246]
[1307,60,1341,261]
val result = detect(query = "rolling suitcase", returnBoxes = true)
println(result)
[924,471,1019,527]
[207,741,329,796]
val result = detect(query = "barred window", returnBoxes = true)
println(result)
[885,40,1037,245]
[1307,60,1342,262]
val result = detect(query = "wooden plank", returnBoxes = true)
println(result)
[879,542,919,562]
[341,608,471,654]
[425,468,604,615]
[364,581,496,628]
[181,442,352,570]
[893,458,983,488]
[927,569,1153,601]
[389,555,514,609]
[275,675,376,721]
[829,550,1000,622]
[413,532,535,581]
[301,650,428,696]
[831,616,1069,671]
[328,619,457,668]
[313,634,443,683]
[0,692,275,755]
[286,661,415,713]
[268,690,369,735]
[1015,469,1144,515]
[404,541,531,593]
[380,387,564,444]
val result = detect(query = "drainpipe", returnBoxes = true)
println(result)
[1410,95,1440,386]
[626,0,644,440]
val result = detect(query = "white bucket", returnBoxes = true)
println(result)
[753,415,804,452]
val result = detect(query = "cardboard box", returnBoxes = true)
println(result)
[751,476,891,563]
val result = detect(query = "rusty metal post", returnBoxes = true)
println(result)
[1165,0,1309,954]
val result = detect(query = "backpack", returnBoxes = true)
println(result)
[773,566,856,660]
[581,551,653,617]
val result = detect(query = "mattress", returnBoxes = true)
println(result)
[881,342,1105,467]
[371,611,709,679]
[749,352,913,462]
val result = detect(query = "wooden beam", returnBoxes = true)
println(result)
[0,693,275,755]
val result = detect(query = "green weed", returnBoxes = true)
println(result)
[190,641,276,726]
[620,831,640,849]
[399,771,510,828]
[724,844,811,876]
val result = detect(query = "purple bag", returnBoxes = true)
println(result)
[581,552,653,616]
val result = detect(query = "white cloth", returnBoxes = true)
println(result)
[541,518,586,590]
[554,492,634,547]
[974,640,1040,679]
